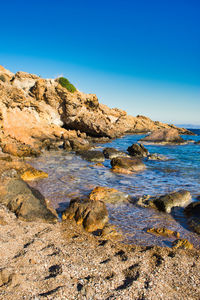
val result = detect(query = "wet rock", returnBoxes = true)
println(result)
[20,167,48,181]
[111,157,146,174]
[103,147,126,159]
[146,227,180,238]
[133,190,191,213]
[141,128,185,144]
[153,190,191,213]
[63,138,90,151]
[194,140,200,144]
[172,239,193,250]
[184,201,200,234]
[62,198,108,232]
[0,178,58,223]
[89,186,130,204]
[76,150,105,162]
[127,143,149,158]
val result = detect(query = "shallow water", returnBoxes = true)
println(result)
[28,130,200,248]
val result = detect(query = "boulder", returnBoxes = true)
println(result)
[0,178,57,223]
[103,147,126,159]
[76,150,105,162]
[184,201,200,234]
[62,198,108,232]
[89,186,130,204]
[134,190,191,213]
[111,157,146,174]
[153,190,191,213]
[141,128,185,144]
[127,143,149,157]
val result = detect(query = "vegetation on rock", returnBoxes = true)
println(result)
[58,77,76,93]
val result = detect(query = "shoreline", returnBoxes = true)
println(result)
[0,203,200,299]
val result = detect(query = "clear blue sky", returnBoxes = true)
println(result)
[1,0,199,125]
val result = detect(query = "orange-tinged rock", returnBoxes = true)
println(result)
[147,227,180,238]
[89,186,118,201]
[172,239,193,250]
[20,168,48,181]
[112,166,133,175]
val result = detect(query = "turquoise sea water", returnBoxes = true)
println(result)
[28,129,200,248]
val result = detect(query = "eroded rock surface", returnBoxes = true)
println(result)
[0,66,192,158]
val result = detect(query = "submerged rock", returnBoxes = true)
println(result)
[172,239,193,250]
[146,227,180,238]
[76,150,105,162]
[141,128,185,144]
[184,201,200,234]
[20,168,48,181]
[127,143,149,158]
[89,186,130,204]
[103,147,126,159]
[147,153,168,161]
[111,156,146,174]
[62,198,108,232]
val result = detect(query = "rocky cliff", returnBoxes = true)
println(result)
[0,65,191,156]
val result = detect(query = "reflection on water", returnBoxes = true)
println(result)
[28,132,200,248]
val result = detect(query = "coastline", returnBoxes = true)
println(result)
[0,66,200,299]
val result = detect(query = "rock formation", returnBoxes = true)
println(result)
[0,65,192,157]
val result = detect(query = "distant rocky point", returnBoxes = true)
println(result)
[0,65,192,157]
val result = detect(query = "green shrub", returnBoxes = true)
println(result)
[58,77,76,93]
[0,75,6,82]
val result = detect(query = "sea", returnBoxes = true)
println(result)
[28,129,200,248]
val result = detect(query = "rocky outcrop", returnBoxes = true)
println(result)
[111,157,146,174]
[0,66,192,157]
[141,128,185,144]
